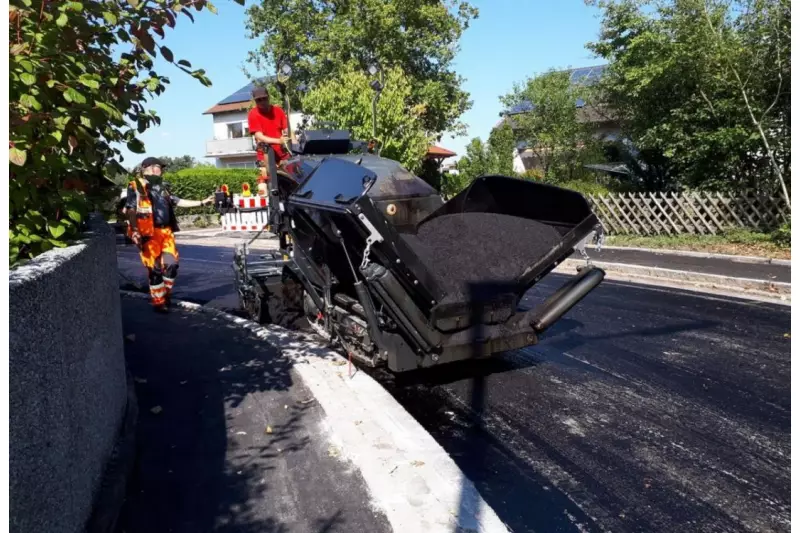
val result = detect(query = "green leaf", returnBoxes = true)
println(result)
[127,0,138,8]
[48,223,66,239]
[56,12,68,26]
[66,209,82,223]
[51,130,63,142]
[127,139,145,153]
[64,1,82,11]
[103,11,117,24]
[80,115,92,128]
[48,239,69,248]
[9,147,27,166]
[78,74,100,90]
[20,94,40,110]
[160,46,174,63]
[96,102,123,121]
[19,60,34,73]
[64,87,87,104]
[19,73,36,85]
[206,1,217,14]
[177,59,192,68]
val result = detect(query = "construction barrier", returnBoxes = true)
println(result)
[221,209,270,232]
[234,194,269,211]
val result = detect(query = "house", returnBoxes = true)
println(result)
[495,64,623,174]
[203,80,305,169]
[205,80,458,169]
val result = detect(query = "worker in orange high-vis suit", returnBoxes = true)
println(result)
[125,157,214,312]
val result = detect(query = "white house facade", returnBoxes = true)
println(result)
[205,80,458,171]
[203,82,305,169]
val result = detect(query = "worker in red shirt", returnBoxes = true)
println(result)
[248,86,292,180]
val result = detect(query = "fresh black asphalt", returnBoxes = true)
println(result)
[118,242,791,533]
[380,276,790,533]
[118,297,391,533]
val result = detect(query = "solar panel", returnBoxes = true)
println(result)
[507,100,535,115]
[569,64,607,85]
[215,76,277,105]
[500,65,607,115]
[216,83,256,105]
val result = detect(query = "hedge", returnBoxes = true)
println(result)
[165,168,261,214]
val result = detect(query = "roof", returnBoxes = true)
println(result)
[203,101,251,115]
[426,145,457,158]
[203,77,276,115]
[500,64,608,117]
[583,162,631,176]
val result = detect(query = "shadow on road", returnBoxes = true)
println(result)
[117,298,389,533]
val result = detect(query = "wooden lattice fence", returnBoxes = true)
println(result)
[586,192,789,236]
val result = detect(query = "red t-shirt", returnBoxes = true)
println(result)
[248,105,289,162]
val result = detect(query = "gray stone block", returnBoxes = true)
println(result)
[10,215,127,533]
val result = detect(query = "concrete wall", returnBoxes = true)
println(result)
[10,215,127,533]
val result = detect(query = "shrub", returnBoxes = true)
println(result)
[772,221,791,247]
[9,0,234,266]
[554,179,612,196]
[167,167,257,198]
[166,167,259,214]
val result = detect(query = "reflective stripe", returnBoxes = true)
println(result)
[150,283,167,298]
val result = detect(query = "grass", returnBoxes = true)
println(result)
[605,229,791,259]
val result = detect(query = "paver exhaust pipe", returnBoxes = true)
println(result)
[531,266,606,333]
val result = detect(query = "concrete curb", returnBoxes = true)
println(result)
[600,245,792,266]
[85,371,139,533]
[557,259,791,305]
[119,291,511,533]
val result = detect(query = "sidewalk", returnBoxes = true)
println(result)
[565,245,791,303]
[572,247,791,283]
[117,296,391,533]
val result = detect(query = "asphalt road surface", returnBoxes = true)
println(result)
[118,243,791,533]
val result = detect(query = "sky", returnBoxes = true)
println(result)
[116,0,606,168]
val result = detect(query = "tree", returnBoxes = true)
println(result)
[9,0,235,265]
[499,70,597,181]
[160,155,197,173]
[244,0,479,139]
[455,138,494,181]
[586,0,790,202]
[487,122,516,177]
[448,130,519,197]
[300,65,430,173]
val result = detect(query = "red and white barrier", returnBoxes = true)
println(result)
[233,194,269,210]
[221,209,270,232]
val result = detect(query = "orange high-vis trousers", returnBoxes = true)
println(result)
[139,227,180,307]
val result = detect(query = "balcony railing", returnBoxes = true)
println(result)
[205,137,255,157]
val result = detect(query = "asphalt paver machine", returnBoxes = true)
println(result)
[221,78,606,372]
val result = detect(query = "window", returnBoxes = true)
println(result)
[227,122,244,139]
[225,161,256,169]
